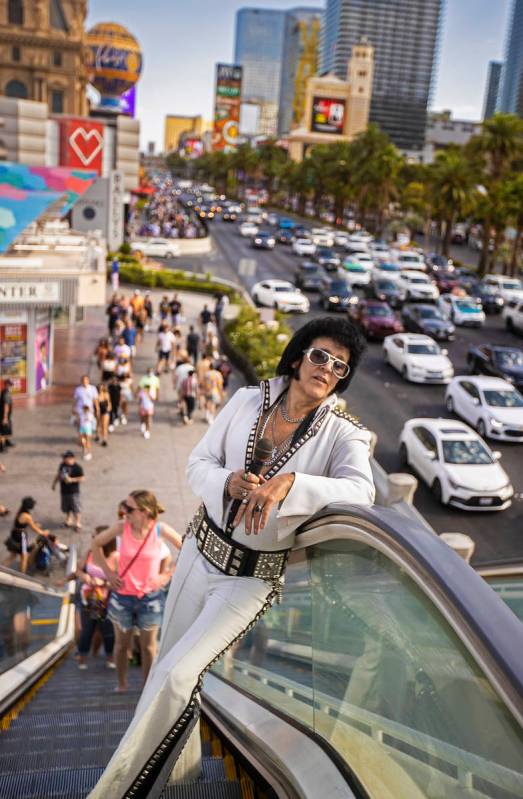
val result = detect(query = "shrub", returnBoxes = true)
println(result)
[116,263,240,301]
[225,306,292,381]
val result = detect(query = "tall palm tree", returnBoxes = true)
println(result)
[430,147,475,257]
[501,174,523,276]
[350,125,402,233]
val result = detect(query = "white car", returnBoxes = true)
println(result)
[369,242,391,263]
[342,261,372,287]
[348,231,373,246]
[351,251,374,270]
[344,240,370,255]
[438,294,485,327]
[129,238,180,259]
[482,274,523,303]
[333,231,351,248]
[292,237,317,257]
[310,228,335,247]
[445,376,523,442]
[383,333,454,383]
[372,262,402,281]
[239,221,259,237]
[392,250,427,271]
[251,280,310,313]
[399,418,513,511]
[504,299,523,335]
[397,271,439,302]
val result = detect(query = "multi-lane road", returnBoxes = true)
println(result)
[172,219,522,565]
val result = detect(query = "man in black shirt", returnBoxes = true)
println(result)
[0,380,14,452]
[52,451,84,531]
[186,325,200,364]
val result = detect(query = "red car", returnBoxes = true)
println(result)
[349,299,404,340]
[432,270,460,294]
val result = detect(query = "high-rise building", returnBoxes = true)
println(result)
[320,0,443,152]
[483,61,503,120]
[497,0,523,117]
[278,7,323,136]
[234,8,286,137]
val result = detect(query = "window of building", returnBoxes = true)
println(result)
[5,79,28,99]
[51,89,64,113]
[52,51,62,67]
[50,0,68,31]
[12,46,21,62]
[8,0,23,24]
[358,70,367,77]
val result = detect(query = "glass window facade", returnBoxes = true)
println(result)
[320,0,443,151]
[483,61,503,120]
[278,7,323,136]
[498,0,523,117]
[234,8,286,136]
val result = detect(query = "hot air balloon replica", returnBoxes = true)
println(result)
[86,22,142,112]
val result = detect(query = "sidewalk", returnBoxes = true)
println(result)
[3,288,243,560]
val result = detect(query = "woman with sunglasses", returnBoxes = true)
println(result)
[89,317,375,799]
[91,490,182,694]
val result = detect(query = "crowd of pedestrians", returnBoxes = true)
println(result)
[129,177,205,240]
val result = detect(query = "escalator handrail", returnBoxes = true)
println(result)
[295,503,523,720]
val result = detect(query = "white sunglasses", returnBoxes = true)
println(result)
[303,347,351,379]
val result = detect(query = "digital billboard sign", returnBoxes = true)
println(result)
[213,63,242,151]
[311,97,346,135]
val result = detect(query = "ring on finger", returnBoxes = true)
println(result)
[243,472,249,481]
[254,503,263,513]
[241,489,248,498]
[241,498,248,505]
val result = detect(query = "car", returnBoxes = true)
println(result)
[371,262,402,281]
[401,304,455,341]
[251,280,310,313]
[315,247,341,270]
[294,262,324,291]
[266,212,280,226]
[222,208,238,222]
[392,250,427,271]
[349,300,404,340]
[318,277,356,312]
[399,418,513,510]
[425,253,454,272]
[342,260,372,287]
[351,251,374,270]
[245,208,264,224]
[367,278,407,308]
[293,225,310,238]
[239,221,259,237]
[504,299,523,334]
[451,223,467,244]
[482,274,523,303]
[129,238,180,259]
[438,294,485,327]
[292,237,317,257]
[467,346,523,394]
[333,231,351,248]
[432,270,460,294]
[347,230,373,246]
[197,204,215,220]
[397,271,440,302]
[252,231,276,250]
[469,283,504,314]
[275,228,295,245]
[344,240,370,256]
[383,333,454,383]
[278,217,296,230]
[369,241,391,262]
[445,376,523,442]
[310,228,335,247]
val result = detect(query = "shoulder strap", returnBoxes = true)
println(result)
[119,523,154,579]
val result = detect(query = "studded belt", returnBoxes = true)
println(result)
[187,505,289,581]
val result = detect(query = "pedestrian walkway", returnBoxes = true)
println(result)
[2,288,242,561]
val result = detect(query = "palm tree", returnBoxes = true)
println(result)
[350,125,403,234]
[255,141,288,204]
[430,148,475,257]
[501,174,523,276]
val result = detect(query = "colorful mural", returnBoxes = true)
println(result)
[0,163,98,254]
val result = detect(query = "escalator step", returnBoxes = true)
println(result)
[161,785,242,798]
[6,708,134,730]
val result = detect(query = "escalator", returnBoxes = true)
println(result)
[1,504,522,799]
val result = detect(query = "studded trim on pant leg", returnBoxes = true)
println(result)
[122,581,280,799]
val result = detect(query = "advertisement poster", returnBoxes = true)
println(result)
[59,118,105,175]
[213,63,242,152]
[0,322,27,394]
[35,325,50,392]
[311,97,346,134]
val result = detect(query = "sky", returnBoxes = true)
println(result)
[87,0,512,149]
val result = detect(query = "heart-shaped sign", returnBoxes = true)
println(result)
[69,127,104,166]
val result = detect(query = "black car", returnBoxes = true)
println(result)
[467,345,523,393]
[367,278,406,308]
[293,225,310,238]
[276,228,294,245]
[425,253,453,272]
[222,207,238,222]
[315,247,341,271]
[319,277,354,311]
[252,231,275,250]
[469,283,505,314]
[294,262,324,291]
[401,304,455,341]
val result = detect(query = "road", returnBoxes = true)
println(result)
[169,220,523,566]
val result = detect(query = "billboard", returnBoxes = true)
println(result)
[213,63,242,152]
[120,86,136,117]
[35,324,50,392]
[311,97,346,135]
[59,118,105,174]
[0,318,27,394]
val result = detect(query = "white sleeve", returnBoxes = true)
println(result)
[186,388,252,504]
[278,427,375,521]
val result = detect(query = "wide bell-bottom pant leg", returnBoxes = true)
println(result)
[87,536,275,799]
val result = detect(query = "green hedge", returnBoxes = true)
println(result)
[115,263,240,301]
[225,305,292,381]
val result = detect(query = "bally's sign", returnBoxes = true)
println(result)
[0,282,60,304]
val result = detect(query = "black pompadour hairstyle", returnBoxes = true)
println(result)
[276,316,366,394]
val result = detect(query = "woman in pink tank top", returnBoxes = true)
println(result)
[92,490,182,692]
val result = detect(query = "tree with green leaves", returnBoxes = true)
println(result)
[429,147,475,257]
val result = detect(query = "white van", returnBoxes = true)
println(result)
[392,249,427,271]
[482,274,523,303]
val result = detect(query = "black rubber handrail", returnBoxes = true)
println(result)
[298,503,523,716]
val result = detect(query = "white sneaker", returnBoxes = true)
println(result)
[84,452,92,461]
[108,424,114,433]
[144,430,150,440]
[114,418,120,427]
[140,422,146,433]
[120,416,127,426]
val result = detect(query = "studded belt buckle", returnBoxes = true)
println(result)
[253,551,288,580]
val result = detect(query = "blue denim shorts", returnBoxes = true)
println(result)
[108,590,165,632]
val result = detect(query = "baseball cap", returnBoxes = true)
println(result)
[62,450,75,458]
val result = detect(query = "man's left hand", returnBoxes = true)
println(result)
[234,473,295,535]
